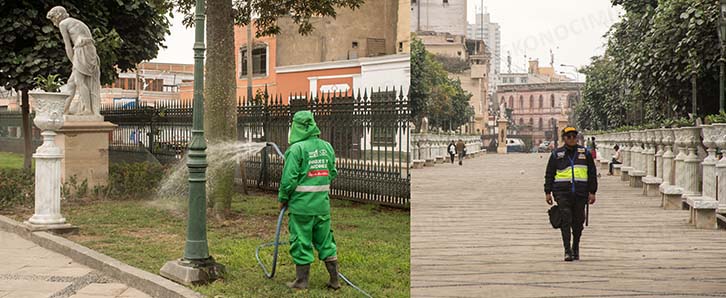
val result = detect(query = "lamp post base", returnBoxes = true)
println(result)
[160,257,226,286]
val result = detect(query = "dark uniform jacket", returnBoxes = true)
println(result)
[544,145,598,197]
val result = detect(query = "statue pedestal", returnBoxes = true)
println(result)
[57,120,117,188]
[496,119,508,154]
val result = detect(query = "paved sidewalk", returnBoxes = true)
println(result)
[0,230,151,298]
[412,153,726,297]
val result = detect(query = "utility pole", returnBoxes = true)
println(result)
[160,0,224,285]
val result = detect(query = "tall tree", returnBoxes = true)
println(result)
[0,0,170,169]
[577,0,719,130]
[174,0,364,218]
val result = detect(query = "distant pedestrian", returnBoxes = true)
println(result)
[608,144,622,176]
[456,139,466,166]
[447,140,456,164]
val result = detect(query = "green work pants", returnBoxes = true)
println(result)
[288,213,337,265]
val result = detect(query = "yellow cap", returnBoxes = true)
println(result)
[561,126,578,135]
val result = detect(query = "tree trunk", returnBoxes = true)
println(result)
[204,0,238,219]
[21,89,32,170]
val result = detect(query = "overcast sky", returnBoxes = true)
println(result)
[153,1,624,79]
[468,0,623,78]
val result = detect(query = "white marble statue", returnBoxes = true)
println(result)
[498,102,506,120]
[47,6,101,117]
[420,116,429,133]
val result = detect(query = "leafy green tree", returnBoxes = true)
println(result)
[174,0,364,218]
[577,0,719,130]
[0,1,170,169]
[410,36,474,132]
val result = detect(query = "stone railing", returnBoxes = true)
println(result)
[411,133,483,168]
[587,124,726,229]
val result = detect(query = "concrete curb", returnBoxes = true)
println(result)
[0,215,203,298]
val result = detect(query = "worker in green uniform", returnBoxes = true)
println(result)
[278,110,340,290]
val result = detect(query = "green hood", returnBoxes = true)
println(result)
[288,110,321,144]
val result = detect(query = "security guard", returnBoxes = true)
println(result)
[544,126,598,261]
[279,110,340,290]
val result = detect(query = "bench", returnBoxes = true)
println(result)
[629,170,645,188]
[641,176,663,197]
[661,185,684,210]
[613,164,622,176]
[685,197,718,229]
[412,159,425,169]
[621,166,632,182]
[424,159,435,167]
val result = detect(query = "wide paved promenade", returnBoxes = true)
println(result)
[411,153,726,297]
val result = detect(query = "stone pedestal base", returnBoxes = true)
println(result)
[412,160,425,169]
[424,159,435,167]
[23,222,79,235]
[629,171,644,188]
[160,259,225,286]
[613,164,622,176]
[686,198,718,229]
[57,120,117,188]
[435,156,445,164]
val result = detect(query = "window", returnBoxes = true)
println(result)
[529,118,533,126]
[508,96,513,109]
[240,44,268,77]
[352,41,359,48]
[367,38,386,57]
[519,96,523,108]
[538,118,543,129]
[538,95,543,108]
[550,94,555,108]
[519,118,524,125]
[529,95,534,108]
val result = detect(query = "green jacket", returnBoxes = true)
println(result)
[278,111,338,215]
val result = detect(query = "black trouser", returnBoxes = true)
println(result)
[609,158,621,174]
[555,193,587,254]
[449,153,455,163]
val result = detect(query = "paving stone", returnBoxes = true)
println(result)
[412,153,726,297]
[76,283,129,296]
[118,287,153,298]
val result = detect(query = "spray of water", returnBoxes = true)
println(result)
[155,141,267,206]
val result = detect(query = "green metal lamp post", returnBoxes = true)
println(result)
[160,0,225,285]
[719,0,726,113]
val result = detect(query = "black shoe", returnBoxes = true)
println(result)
[564,250,574,262]
[572,249,579,260]
[286,264,310,289]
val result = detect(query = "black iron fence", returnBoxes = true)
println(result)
[0,88,411,207]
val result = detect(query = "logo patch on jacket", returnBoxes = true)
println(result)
[577,148,586,153]
[556,151,565,159]
[308,170,329,177]
[578,154,586,160]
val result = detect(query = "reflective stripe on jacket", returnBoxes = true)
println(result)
[544,145,598,196]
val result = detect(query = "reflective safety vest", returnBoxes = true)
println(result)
[551,146,590,194]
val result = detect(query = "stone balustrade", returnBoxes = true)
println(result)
[593,124,725,229]
[411,133,483,168]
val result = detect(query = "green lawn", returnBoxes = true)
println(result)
[55,195,409,297]
[0,152,26,169]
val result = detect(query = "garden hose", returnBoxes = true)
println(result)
[254,205,373,297]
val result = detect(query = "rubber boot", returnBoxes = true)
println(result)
[286,264,310,289]
[324,260,341,290]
